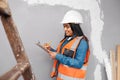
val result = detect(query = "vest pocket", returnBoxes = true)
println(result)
[63,48,74,58]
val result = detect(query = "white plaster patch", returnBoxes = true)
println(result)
[21,0,110,80]
[104,56,112,80]
[94,64,102,80]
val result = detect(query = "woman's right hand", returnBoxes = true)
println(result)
[43,43,51,50]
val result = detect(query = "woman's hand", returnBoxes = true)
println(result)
[43,42,57,59]
[43,43,51,50]
[48,51,57,59]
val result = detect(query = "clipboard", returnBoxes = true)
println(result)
[36,42,49,53]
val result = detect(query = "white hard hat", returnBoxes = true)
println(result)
[61,10,83,24]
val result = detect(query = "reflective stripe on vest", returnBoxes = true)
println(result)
[70,36,83,51]
[57,72,85,80]
[81,65,87,70]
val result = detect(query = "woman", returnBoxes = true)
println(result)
[44,10,90,80]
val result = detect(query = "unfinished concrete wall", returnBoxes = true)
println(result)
[0,0,120,80]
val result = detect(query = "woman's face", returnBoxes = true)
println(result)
[63,23,73,36]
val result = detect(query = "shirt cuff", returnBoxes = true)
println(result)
[55,53,61,60]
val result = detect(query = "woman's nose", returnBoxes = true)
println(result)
[64,27,67,31]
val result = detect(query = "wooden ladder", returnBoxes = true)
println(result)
[0,0,35,80]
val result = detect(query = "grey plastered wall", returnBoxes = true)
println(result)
[0,0,120,80]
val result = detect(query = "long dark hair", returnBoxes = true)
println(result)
[69,23,84,36]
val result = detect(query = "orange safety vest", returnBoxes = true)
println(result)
[51,36,90,80]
